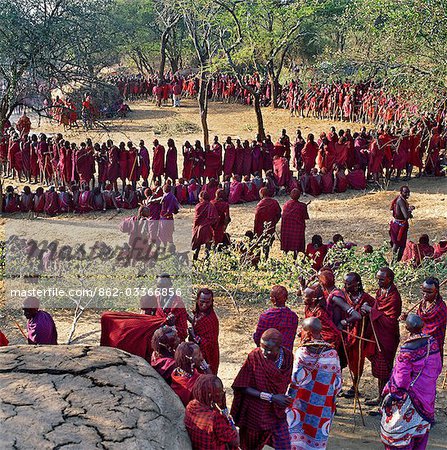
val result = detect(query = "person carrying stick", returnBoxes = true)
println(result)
[361,267,402,410]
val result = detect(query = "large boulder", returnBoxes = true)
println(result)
[0,345,192,450]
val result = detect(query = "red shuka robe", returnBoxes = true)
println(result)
[253,197,281,237]
[280,200,308,253]
[192,200,219,249]
[192,309,220,374]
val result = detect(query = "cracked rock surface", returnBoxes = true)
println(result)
[0,345,192,450]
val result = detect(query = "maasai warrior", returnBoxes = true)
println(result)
[171,342,212,406]
[192,191,219,261]
[139,140,150,185]
[184,374,239,450]
[318,268,362,368]
[389,185,414,261]
[154,273,188,341]
[343,272,376,398]
[253,187,281,259]
[211,188,231,249]
[287,318,342,450]
[16,112,31,137]
[223,136,236,177]
[306,234,328,271]
[150,325,180,385]
[280,188,309,259]
[23,297,58,345]
[414,277,446,361]
[380,315,442,450]
[301,133,319,174]
[362,267,402,407]
[231,329,293,450]
[44,186,60,216]
[152,139,165,184]
[204,136,222,181]
[165,138,179,182]
[253,285,299,353]
[188,288,220,375]
[301,286,342,350]
[228,175,244,204]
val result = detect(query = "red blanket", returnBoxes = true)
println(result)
[192,201,219,249]
[231,347,293,431]
[100,312,165,360]
[280,200,308,252]
[193,310,220,374]
[254,198,281,236]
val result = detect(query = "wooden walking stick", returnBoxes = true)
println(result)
[341,334,366,426]
[353,317,365,417]
[441,370,447,390]
[13,320,28,341]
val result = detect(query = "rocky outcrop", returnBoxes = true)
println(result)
[0,345,192,450]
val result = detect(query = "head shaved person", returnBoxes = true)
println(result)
[280,188,309,260]
[389,185,414,261]
[253,285,299,352]
[380,314,442,450]
[184,374,239,450]
[22,297,58,345]
[301,284,342,350]
[287,318,342,450]
[231,328,293,450]
[415,277,447,361]
[361,267,402,408]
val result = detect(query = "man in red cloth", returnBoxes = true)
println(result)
[301,133,319,174]
[204,136,222,182]
[188,288,220,375]
[280,188,309,259]
[152,139,165,184]
[273,155,291,187]
[231,328,293,450]
[253,285,298,353]
[301,285,342,350]
[361,267,402,407]
[254,187,281,259]
[211,188,231,249]
[192,191,219,261]
[389,185,414,261]
[342,272,376,398]
[223,136,236,177]
[414,277,446,361]
[16,112,31,137]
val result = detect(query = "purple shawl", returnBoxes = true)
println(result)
[27,311,58,345]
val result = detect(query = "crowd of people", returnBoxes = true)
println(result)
[111,72,446,128]
[1,115,445,217]
[2,268,445,450]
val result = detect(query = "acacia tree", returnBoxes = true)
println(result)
[153,0,182,78]
[0,0,116,126]
[181,0,222,146]
[216,0,267,139]
[237,0,320,108]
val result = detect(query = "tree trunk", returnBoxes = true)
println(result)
[268,74,280,109]
[158,31,169,79]
[254,93,265,141]
[198,70,209,146]
[169,56,179,74]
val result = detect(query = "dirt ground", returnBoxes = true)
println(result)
[2,100,447,449]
